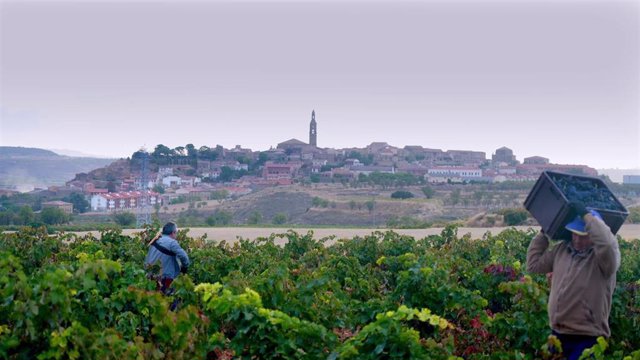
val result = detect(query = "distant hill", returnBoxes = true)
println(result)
[0,146,59,157]
[0,146,117,192]
[47,148,112,158]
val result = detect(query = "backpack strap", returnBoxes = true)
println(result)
[152,242,176,256]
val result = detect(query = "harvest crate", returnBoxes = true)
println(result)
[523,171,628,240]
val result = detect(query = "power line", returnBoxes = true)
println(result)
[136,149,151,228]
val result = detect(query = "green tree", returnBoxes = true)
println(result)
[186,143,198,158]
[206,210,233,226]
[391,190,414,199]
[421,186,435,199]
[219,167,235,182]
[365,200,376,213]
[272,213,287,225]
[312,197,329,208]
[152,144,175,159]
[198,146,219,161]
[111,211,136,226]
[152,184,165,194]
[186,143,198,167]
[17,206,35,225]
[210,190,229,203]
[347,151,374,165]
[64,193,89,213]
[0,211,15,225]
[247,211,263,225]
[500,208,529,226]
[40,207,70,225]
[449,189,461,206]
[106,181,117,193]
[252,152,269,170]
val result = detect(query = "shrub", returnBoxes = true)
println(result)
[40,207,71,225]
[111,211,136,226]
[247,211,263,225]
[391,190,414,199]
[272,213,287,225]
[421,186,435,199]
[500,208,529,226]
[206,210,233,226]
[627,206,640,224]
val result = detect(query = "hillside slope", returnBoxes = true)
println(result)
[0,146,117,191]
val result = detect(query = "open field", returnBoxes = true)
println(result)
[74,224,640,245]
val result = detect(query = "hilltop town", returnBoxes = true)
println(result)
[58,111,603,220]
[4,111,638,228]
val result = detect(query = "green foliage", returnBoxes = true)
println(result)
[312,196,330,208]
[628,206,640,224]
[218,166,246,183]
[391,190,415,199]
[111,211,136,226]
[18,206,35,225]
[500,208,530,226]
[63,193,89,213]
[421,186,435,199]
[1,227,639,359]
[205,210,233,226]
[359,172,423,189]
[196,283,336,359]
[247,211,263,225]
[40,207,70,225]
[365,200,375,213]
[346,151,374,166]
[334,305,455,359]
[209,189,229,202]
[272,213,287,225]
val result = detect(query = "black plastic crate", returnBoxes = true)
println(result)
[523,171,628,240]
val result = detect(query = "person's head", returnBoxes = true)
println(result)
[162,222,178,239]
[571,232,593,252]
[565,211,602,251]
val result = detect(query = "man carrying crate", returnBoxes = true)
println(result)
[527,203,621,360]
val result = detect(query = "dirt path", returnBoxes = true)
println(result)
[74,224,640,245]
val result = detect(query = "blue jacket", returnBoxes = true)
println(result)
[144,235,190,280]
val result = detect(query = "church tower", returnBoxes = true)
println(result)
[309,110,317,147]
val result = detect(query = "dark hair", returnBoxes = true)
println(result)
[162,222,177,235]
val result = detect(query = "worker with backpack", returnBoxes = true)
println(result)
[145,222,190,297]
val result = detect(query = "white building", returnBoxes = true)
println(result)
[623,175,640,184]
[162,175,182,188]
[179,176,201,187]
[201,169,221,179]
[90,191,159,212]
[427,166,482,178]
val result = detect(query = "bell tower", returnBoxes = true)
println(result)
[309,110,317,147]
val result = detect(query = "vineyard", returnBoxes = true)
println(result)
[1,226,639,359]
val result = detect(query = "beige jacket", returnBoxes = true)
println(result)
[526,213,620,337]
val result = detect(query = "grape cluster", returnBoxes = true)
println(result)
[550,174,620,211]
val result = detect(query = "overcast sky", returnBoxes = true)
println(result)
[0,0,638,169]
